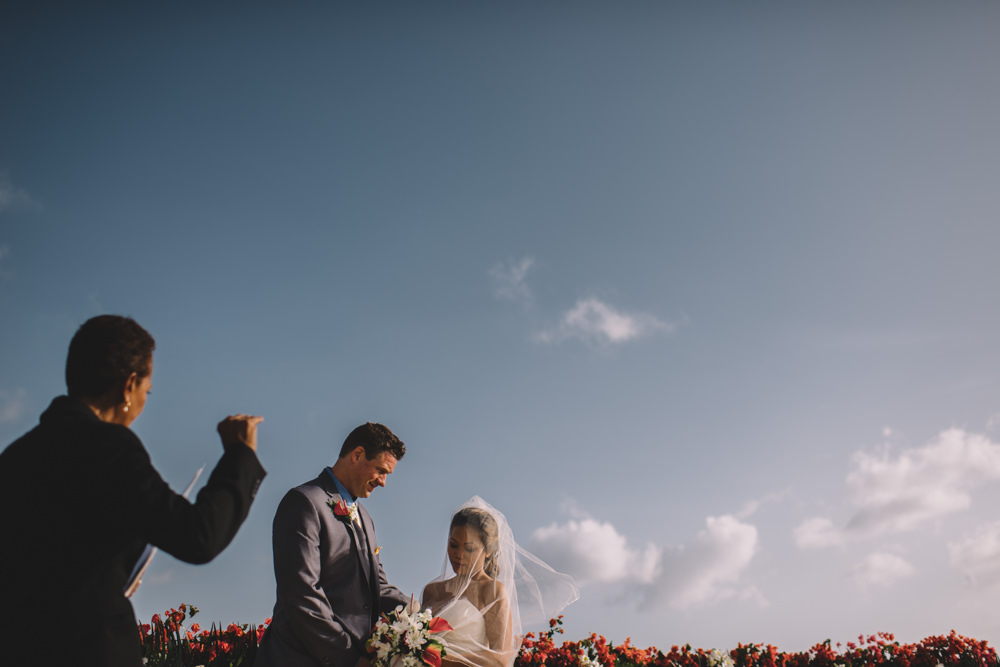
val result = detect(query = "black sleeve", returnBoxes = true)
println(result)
[116,434,266,564]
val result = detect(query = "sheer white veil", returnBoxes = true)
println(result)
[421,497,579,667]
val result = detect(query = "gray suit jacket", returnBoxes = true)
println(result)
[255,469,408,667]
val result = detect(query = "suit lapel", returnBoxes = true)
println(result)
[357,506,381,621]
[318,471,374,585]
[349,515,373,582]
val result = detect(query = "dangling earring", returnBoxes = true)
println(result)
[124,401,130,413]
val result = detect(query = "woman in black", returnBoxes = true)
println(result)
[0,315,266,666]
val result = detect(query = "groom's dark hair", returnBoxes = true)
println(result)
[339,422,405,461]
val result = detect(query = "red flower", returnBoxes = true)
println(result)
[332,499,350,517]
[422,642,443,667]
[428,616,453,633]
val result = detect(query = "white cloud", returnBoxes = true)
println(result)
[530,509,761,611]
[793,517,845,549]
[0,389,27,424]
[535,298,673,346]
[795,429,1000,547]
[529,518,661,585]
[949,522,1000,589]
[855,551,917,588]
[0,173,31,211]
[489,257,534,305]
[852,551,917,589]
[649,514,761,609]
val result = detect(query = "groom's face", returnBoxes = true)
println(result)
[345,448,398,499]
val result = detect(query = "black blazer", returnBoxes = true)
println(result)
[0,396,266,667]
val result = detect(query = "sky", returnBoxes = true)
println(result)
[3,1,1000,654]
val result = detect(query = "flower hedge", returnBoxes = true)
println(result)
[139,604,268,667]
[139,607,999,667]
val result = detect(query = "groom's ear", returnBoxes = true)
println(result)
[350,446,366,463]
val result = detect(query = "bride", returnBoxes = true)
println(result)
[421,497,579,667]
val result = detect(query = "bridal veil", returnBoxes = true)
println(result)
[421,496,579,667]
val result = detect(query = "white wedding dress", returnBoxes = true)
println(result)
[437,599,488,654]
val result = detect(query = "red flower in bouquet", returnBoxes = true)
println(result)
[428,617,453,634]
[423,642,444,667]
[367,603,454,667]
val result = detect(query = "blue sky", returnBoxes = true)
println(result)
[3,1,1000,653]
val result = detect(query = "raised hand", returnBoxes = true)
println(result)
[217,414,264,452]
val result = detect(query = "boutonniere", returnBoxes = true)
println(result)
[329,498,360,525]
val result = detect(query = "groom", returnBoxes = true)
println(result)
[255,422,410,667]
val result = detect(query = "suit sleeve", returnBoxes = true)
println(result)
[117,432,266,564]
[376,553,409,613]
[271,489,354,664]
[359,508,409,614]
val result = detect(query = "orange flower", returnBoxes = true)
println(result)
[422,643,443,667]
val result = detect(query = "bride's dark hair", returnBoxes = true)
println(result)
[451,507,500,578]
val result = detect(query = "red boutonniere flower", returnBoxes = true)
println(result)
[328,498,360,524]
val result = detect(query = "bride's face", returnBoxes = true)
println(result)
[448,526,487,577]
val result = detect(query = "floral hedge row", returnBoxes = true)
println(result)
[138,606,999,667]
[139,604,267,666]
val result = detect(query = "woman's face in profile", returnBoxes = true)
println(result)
[448,525,486,576]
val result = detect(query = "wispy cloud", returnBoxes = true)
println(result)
[535,298,674,346]
[794,517,845,549]
[529,518,661,586]
[0,173,32,211]
[852,551,917,589]
[529,507,761,610]
[489,257,535,306]
[648,514,761,610]
[795,429,1000,548]
[949,522,1000,589]
[987,413,1000,432]
[735,490,789,520]
[0,389,27,424]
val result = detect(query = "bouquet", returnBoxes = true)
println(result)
[367,601,453,667]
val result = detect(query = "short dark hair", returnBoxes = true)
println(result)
[338,422,405,461]
[65,315,156,398]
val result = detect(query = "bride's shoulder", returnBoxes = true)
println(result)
[423,579,446,594]
[477,577,508,604]
[422,578,452,604]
